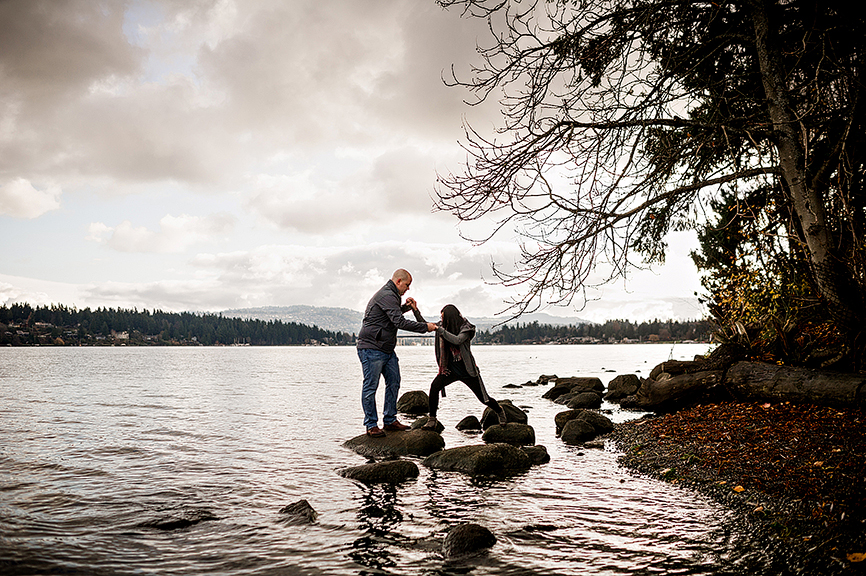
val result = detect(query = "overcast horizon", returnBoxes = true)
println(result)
[1,0,706,324]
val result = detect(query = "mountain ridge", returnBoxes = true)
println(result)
[221,305,591,334]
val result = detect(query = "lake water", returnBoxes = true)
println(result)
[1,343,780,575]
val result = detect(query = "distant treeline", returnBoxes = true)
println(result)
[477,319,713,344]
[0,303,354,346]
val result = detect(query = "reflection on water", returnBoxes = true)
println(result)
[0,344,803,575]
[350,485,404,574]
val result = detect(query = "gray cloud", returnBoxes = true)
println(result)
[0,0,705,322]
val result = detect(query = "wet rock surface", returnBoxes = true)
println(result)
[560,419,596,445]
[480,400,527,429]
[455,415,482,431]
[520,444,550,465]
[278,499,318,525]
[409,415,445,433]
[396,390,430,414]
[481,423,536,446]
[338,459,419,485]
[422,443,532,476]
[343,428,445,458]
[442,523,496,558]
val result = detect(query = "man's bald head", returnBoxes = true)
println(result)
[392,269,413,295]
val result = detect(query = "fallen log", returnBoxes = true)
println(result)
[725,361,866,408]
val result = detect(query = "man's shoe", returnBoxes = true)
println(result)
[383,420,410,432]
[366,426,386,438]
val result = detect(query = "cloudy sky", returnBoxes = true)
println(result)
[0,0,705,323]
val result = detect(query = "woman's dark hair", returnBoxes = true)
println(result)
[440,304,463,334]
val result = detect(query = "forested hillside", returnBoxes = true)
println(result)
[476,319,713,344]
[0,303,353,346]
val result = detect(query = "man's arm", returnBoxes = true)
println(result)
[406,298,437,332]
[382,292,430,334]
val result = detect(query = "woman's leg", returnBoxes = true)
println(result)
[463,375,506,421]
[428,374,454,417]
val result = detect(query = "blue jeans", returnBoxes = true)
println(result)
[357,348,401,430]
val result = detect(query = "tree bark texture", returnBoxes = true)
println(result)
[725,361,866,408]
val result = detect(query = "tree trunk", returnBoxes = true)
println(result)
[750,0,864,334]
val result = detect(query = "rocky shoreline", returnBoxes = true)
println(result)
[336,347,866,572]
[609,402,866,575]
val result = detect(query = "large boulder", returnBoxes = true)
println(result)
[343,429,445,458]
[442,523,496,558]
[620,370,725,412]
[604,374,641,401]
[422,443,531,476]
[560,419,597,445]
[338,459,419,485]
[481,423,536,446]
[278,499,318,524]
[565,392,602,410]
[480,400,527,429]
[396,390,430,415]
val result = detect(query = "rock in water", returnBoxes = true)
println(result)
[481,423,536,446]
[409,415,445,433]
[553,376,604,393]
[442,523,496,558]
[604,374,641,401]
[565,392,602,409]
[343,429,445,458]
[556,409,613,435]
[575,410,614,434]
[455,415,482,431]
[338,459,419,485]
[279,499,318,524]
[560,419,597,445]
[481,400,527,429]
[423,443,531,476]
[396,390,430,414]
[521,445,551,465]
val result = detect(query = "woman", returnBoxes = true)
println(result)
[422,304,507,430]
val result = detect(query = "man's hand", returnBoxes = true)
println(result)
[405,297,418,311]
[426,323,437,332]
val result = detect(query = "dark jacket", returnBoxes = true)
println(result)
[434,318,480,377]
[357,280,427,353]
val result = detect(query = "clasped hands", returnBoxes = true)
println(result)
[405,297,438,333]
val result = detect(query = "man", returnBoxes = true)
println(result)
[357,269,436,437]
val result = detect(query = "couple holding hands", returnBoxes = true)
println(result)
[356,269,507,437]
